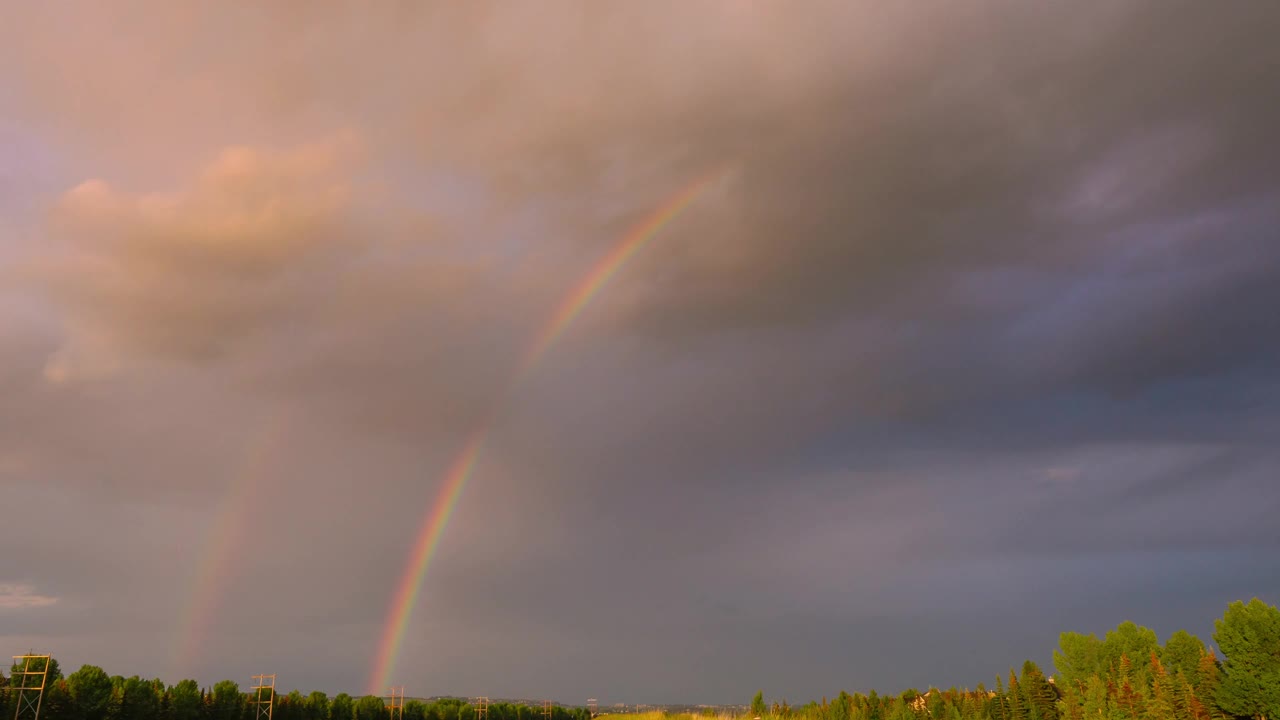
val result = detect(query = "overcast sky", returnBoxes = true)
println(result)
[3,0,1280,706]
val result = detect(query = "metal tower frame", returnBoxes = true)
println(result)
[250,674,276,720]
[387,687,405,720]
[11,655,52,720]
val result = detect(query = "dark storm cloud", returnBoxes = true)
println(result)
[1,0,1279,706]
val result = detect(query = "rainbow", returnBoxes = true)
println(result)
[366,168,727,693]
[367,431,484,693]
[172,413,287,675]
[518,172,725,377]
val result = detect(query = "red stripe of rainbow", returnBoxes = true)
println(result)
[367,168,727,693]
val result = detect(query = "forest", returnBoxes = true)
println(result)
[0,668,588,720]
[747,598,1279,720]
[3,598,1276,720]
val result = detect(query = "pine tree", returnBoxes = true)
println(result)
[1146,653,1179,720]
[1179,675,1208,720]
[1054,678,1081,720]
[866,691,883,720]
[1113,655,1146,720]
[1193,652,1226,720]
[1077,677,1107,720]
[1007,673,1028,720]
[1020,661,1059,720]
[993,678,1009,720]
[753,692,768,719]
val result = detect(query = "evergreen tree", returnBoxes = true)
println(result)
[1145,654,1179,720]
[1006,673,1028,720]
[832,693,852,720]
[1079,677,1107,720]
[1113,656,1145,720]
[1019,661,1058,720]
[1178,675,1209,720]
[866,691,883,720]
[753,692,768,719]
[992,677,1008,720]
[1056,686,1081,720]
[1192,651,1222,711]
[926,690,945,720]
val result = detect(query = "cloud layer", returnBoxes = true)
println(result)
[0,584,58,610]
[2,0,1279,704]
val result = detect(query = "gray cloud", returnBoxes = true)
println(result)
[1,0,1279,706]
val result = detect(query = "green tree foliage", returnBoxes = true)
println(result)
[831,692,852,720]
[992,677,1008,720]
[67,665,114,720]
[1193,651,1223,709]
[1018,661,1057,720]
[1054,634,1103,690]
[1113,654,1146,720]
[1078,675,1108,720]
[1102,622,1160,687]
[7,597,1278,720]
[1006,672,1028,720]
[304,692,330,720]
[1145,653,1180,720]
[209,681,244,720]
[329,694,355,720]
[353,696,384,720]
[8,657,64,691]
[117,676,160,720]
[168,680,202,720]
[752,692,767,718]
[1163,631,1207,681]
[1213,597,1280,720]
[42,678,76,720]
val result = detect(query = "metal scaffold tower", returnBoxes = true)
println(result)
[474,697,489,720]
[387,687,405,720]
[250,674,276,720]
[542,701,552,720]
[11,654,52,720]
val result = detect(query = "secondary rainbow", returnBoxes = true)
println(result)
[367,168,728,694]
[173,413,287,675]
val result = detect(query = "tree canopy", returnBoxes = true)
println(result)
[1213,597,1280,720]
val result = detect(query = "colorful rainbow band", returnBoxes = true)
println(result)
[367,168,728,693]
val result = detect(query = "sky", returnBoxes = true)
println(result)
[2,0,1280,706]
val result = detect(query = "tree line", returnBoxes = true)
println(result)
[747,597,1279,720]
[0,666,589,720]
[3,598,1276,720]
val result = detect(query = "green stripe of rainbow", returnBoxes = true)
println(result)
[172,413,287,674]
[367,167,727,693]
